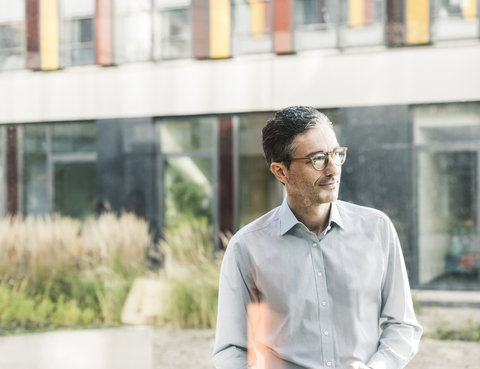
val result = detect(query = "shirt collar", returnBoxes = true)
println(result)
[279,197,345,236]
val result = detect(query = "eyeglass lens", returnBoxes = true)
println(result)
[312,149,346,170]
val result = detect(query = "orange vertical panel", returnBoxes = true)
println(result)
[273,0,292,54]
[96,0,113,66]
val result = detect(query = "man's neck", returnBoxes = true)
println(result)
[287,197,332,236]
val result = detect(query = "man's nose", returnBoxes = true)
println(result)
[324,155,341,176]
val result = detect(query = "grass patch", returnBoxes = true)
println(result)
[159,217,225,329]
[0,213,152,333]
[425,321,480,342]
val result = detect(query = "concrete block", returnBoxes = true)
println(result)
[0,326,153,369]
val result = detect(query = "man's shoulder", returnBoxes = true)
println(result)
[335,200,390,222]
[232,206,282,240]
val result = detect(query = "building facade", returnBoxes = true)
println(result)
[1,0,480,290]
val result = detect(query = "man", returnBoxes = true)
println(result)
[213,106,422,369]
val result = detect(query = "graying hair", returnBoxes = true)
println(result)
[262,106,333,169]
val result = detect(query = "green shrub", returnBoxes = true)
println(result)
[159,217,224,329]
[0,213,151,333]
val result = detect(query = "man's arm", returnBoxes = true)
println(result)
[213,239,258,369]
[366,218,423,369]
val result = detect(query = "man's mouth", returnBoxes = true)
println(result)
[317,178,338,187]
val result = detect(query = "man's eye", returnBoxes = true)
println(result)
[313,156,326,163]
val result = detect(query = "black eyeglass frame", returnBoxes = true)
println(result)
[286,147,348,171]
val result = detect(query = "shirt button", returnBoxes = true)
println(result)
[317,272,323,277]
[324,331,329,336]
[322,301,326,306]
[312,243,317,247]
[327,362,332,366]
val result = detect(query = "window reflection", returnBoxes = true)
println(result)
[160,118,214,153]
[432,0,478,41]
[232,0,272,55]
[294,0,337,50]
[164,157,213,229]
[238,113,281,227]
[0,1,25,70]
[418,151,478,287]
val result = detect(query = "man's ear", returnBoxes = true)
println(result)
[270,162,289,185]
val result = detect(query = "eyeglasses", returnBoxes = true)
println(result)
[287,147,348,171]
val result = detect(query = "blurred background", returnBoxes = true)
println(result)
[1,0,479,290]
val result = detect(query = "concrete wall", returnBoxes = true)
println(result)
[1,44,480,124]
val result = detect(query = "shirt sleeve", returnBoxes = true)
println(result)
[367,218,423,369]
[212,238,259,369]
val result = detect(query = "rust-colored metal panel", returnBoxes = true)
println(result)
[96,0,113,65]
[273,0,292,54]
[219,117,234,236]
[192,0,210,59]
[7,127,19,216]
[365,0,373,25]
[386,0,404,46]
[26,0,40,70]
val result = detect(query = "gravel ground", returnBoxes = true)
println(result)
[153,306,480,369]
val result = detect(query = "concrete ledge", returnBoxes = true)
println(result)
[412,289,480,308]
[0,326,153,369]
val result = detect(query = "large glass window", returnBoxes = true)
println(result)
[294,0,338,50]
[159,117,217,233]
[415,103,480,289]
[23,122,97,218]
[237,113,282,227]
[23,125,49,216]
[232,0,272,55]
[339,0,384,47]
[114,0,152,63]
[432,0,479,41]
[157,0,191,59]
[61,0,95,66]
[0,0,25,70]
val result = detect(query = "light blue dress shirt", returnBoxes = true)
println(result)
[213,197,422,369]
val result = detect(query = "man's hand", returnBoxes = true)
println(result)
[347,361,372,369]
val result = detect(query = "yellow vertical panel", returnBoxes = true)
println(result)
[250,2,266,37]
[462,0,477,20]
[348,0,364,29]
[407,0,429,45]
[210,0,231,58]
[40,0,59,70]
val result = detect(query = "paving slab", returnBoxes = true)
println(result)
[0,326,153,369]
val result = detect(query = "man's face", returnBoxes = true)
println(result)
[285,125,341,206]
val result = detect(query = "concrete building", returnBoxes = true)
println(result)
[1,0,479,290]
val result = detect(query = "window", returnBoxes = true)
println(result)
[339,0,384,48]
[158,117,218,234]
[114,0,152,63]
[432,0,479,41]
[237,113,282,227]
[158,0,191,59]
[414,103,480,289]
[0,0,25,70]
[232,0,272,55]
[61,0,95,66]
[294,0,338,50]
[23,122,97,218]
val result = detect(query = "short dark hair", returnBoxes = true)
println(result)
[262,106,333,169]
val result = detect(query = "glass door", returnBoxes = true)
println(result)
[414,103,480,289]
[418,149,479,288]
[158,117,218,235]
